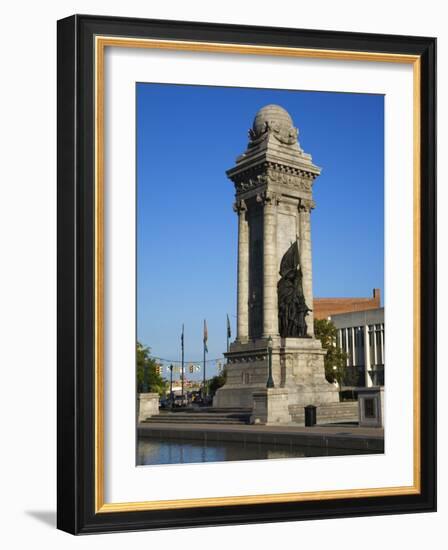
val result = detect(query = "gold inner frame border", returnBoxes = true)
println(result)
[94,36,421,513]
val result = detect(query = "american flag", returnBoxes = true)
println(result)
[203,319,208,353]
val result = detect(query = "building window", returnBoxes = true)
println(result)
[347,329,353,366]
[368,325,375,365]
[376,327,382,365]
[355,327,364,367]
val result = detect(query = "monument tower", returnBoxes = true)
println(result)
[214,105,339,422]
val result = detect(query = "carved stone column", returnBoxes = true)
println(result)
[364,324,372,387]
[234,200,249,342]
[259,192,279,337]
[298,198,315,336]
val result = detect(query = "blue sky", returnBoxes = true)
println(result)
[136,83,384,377]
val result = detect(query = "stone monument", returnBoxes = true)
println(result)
[213,104,339,422]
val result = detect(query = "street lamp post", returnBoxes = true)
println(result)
[266,335,274,388]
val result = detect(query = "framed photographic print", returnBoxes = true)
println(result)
[57,14,436,534]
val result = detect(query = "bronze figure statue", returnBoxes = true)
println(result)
[277,240,311,337]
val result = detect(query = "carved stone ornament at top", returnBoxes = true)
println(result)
[249,120,298,146]
[248,104,300,148]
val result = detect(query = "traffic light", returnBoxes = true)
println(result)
[189,364,194,373]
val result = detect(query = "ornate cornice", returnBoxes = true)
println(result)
[234,172,268,194]
[227,353,267,364]
[267,167,313,191]
[230,161,317,195]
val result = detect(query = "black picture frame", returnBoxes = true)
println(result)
[57,14,436,534]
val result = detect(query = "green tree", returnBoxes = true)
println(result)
[136,341,168,395]
[314,318,350,387]
[208,368,227,397]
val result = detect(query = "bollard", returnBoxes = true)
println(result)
[304,404,317,427]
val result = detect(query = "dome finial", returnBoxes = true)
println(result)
[249,104,298,146]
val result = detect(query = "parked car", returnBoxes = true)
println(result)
[173,395,188,408]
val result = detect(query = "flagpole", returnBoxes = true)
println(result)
[203,319,207,398]
[203,341,206,397]
[181,324,184,399]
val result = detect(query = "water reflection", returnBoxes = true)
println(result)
[137,437,371,466]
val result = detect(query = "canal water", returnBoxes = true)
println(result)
[137,437,373,466]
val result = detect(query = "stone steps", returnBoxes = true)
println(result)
[143,417,249,425]
[177,408,252,414]
[151,413,251,421]
[143,410,251,425]
[142,403,359,426]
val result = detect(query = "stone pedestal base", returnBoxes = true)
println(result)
[138,392,159,422]
[213,339,270,409]
[357,387,384,428]
[282,338,339,408]
[251,388,291,425]
[213,337,339,415]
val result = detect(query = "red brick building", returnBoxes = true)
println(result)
[313,288,381,320]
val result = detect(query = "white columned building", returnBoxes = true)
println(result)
[330,308,384,388]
